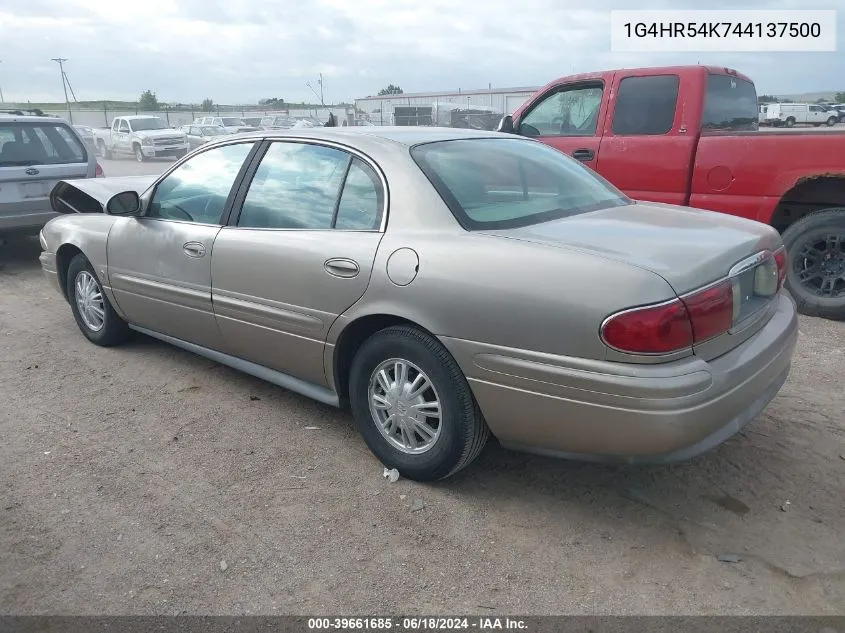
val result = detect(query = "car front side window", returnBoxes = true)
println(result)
[520,84,604,137]
[147,142,255,224]
[236,141,350,230]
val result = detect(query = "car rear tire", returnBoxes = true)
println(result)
[781,208,845,320]
[134,144,146,162]
[66,253,131,346]
[785,117,796,128]
[348,325,490,481]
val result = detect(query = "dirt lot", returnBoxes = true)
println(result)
[1,176,844,614]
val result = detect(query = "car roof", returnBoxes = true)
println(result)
[0,114,71,124]
[122,115,164,120]
[227,126,506,147]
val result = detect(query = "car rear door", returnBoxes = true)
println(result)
[210,139,385,387]
[106,140,259,349]
[0,119,92,232]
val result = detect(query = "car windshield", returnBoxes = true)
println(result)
[221,117,244,126]
[202,126,227,135]
[0,121,87,166]
[410,138,628,230]
[129,117,168,131]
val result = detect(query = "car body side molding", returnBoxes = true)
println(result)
[128,324,341,407]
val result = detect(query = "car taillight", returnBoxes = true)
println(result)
[773,246,787,290]
[602,280,735,355]
[95,162,104,177]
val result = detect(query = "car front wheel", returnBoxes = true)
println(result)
[66,253,131,346]
[349,325,489,481]
[134,144,146,162]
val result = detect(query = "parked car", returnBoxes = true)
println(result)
[500,65,845,319]
[40,127,797,481]
[73,125,97,153]
[762,103,839,127]
[1,113,102,236]
[94,116,189,162]
[179,124,231,150]
[259,115,297,129]
[242,116,263,127]
[829,104,845,123]
[193,116,259,133]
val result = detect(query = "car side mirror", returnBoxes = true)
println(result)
[106,191,141,215]
[497,115,515,134]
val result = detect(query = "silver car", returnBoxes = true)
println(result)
[1,114,100,235]
[38,128,798,481]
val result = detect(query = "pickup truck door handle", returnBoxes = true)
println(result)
[572,148,595,161]
[324,258,360,278]
[183,241,206,258]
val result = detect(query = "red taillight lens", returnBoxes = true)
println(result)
[773,246,787,290]
[602,281,734,354]
[601,299,694,354]
[95,162,104,177]
[681,279,734,343]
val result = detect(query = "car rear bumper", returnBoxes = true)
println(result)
[441,293,798,464]
[0,210,59,234]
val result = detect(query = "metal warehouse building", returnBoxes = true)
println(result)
[353,86,539,129]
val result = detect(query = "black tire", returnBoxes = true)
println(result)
[133,144,146,162]
[66,253,131,346]
[349,325,489,481]
[826,117,838,127]
[785,117,796,128]
[781,208,845,320]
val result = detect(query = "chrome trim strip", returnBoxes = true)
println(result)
[128,324,340,407]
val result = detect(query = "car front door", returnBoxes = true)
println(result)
[514,80,608,170]
[106,140,258,349]
[116,119,131,155]
[210,140,386,387]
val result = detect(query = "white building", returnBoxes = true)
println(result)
[353,86,540,127]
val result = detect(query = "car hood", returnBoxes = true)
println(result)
[135,129,184,138]
[50,175,158,214]
[483,201,782,295]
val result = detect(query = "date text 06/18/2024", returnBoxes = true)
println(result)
[307,617,528,631]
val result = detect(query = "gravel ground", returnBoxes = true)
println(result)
[0,164,844,614]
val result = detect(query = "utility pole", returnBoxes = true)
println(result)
[319,73,325,106]
[51,58,72,123]
[0,60,5,104]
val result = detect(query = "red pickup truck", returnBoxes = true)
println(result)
[499,65,845,320]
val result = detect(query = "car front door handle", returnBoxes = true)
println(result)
[183,241,206,258]
[572,148,595,162]
[324,258,360,278]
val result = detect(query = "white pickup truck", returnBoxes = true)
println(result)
[94,116,189,162]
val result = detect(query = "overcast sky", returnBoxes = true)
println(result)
[0,0,842,105]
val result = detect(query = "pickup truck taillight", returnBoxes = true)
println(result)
[95,162,104,178]
[602,249,785,355]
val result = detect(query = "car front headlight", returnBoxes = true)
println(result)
[141,137,153,146]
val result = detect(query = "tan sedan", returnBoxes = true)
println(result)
[39,128,797,481]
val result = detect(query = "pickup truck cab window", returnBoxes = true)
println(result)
[118,120,130,133]
[702,75,757,131]
[519,84,603,137]
[611,75,679,136]
[112,119,121,132]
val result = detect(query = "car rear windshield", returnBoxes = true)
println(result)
[702,74,758,131]
[410,138,629,230]
[0,121,87,166]
[221,118,244,126]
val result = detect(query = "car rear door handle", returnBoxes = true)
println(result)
[572,148,595,161]
[324,258,360,278]
[183,241,206,258]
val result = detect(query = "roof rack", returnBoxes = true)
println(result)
[0,108,57,117]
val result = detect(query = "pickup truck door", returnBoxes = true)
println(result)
[514,79,607,170]
[594,71,698,206]
[116,119,131,155]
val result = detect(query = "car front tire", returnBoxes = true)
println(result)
[134,144,146,162]
[66,253,131,346]
[349,325,489,481]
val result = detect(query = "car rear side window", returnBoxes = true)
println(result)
[411,138,628,231]
[702,74,758,131]
[611,75,679,135]
[237,142,349,230]
[334,158,384,230]
[0,122,86,166]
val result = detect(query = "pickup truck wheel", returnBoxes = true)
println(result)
[348,325,490,481]
[66,253,131,346]
[134,144,146,162]
[826,117,838,127]
[785,117,796,128]
[782,208,845,320]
